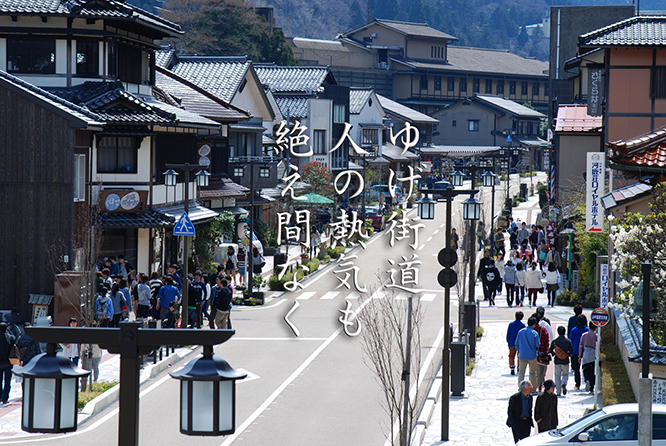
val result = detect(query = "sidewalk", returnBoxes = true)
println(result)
[417,188,596,445]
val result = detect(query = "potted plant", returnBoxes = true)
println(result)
[244,275,266,305]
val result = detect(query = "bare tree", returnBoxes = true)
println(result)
[357,287,426,446]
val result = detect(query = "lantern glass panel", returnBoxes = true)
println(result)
[60,377,76,429]
[181,382,188,430]
[22,378,30,429]
[33,378,56,430]
[219,381,233,432]
[192,381,215,432]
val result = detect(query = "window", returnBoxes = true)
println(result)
[76,40,99,76]
[447,77,455,92]
[97,136,138,173]
[452,120,456,127]
[468,120,479,132]
[583,415,636,441]
[313,130,326,154]
[521,81,528,95]
[7,39,55,74]
[473,78,480,93]
[259,167,270,178]
[234,167,244,177]
[459,78,467,92]
[485,79,492,94]
[527,122,534,135]
[73,154,86,202]
[420,75,428,90]
[333,104,346,123]
[362,128,378,145]
[107,42,118,78]
[532,82,540,95]
[509,81,516,95]
[545,83,550,97]
[654,415,666,439]
[496,80,504,95]
[434,76,442,91]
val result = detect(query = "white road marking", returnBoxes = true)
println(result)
[433,229,439,234]
[345,291,361,300]
[394,292,409,300]
[319,291,340,300]
[425,236,433,242]
[296,291,316,300]
[420,293,437,302]
[236,368,260,383]
[284,301,300,336]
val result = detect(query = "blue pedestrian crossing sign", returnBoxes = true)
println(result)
[174,212,195,236]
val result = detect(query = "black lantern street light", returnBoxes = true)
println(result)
[482,170,497,253]
[18,323,243,445]
[451,170,464,187]
[417,195,436,220]
[164,163,207,328]
[417,183,478,442]
[500,159,510,200]
[14,344,90,433]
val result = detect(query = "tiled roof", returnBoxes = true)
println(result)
[198,180,249,199]
[155,49,176,69]
[0,70,102,127]
[608,127,666,169]
[473,95,545,119]
[382,143,419,160]
[170,56,251,103]
[580,16,666,47]
[555,104,603,132]
[392,46,548,78]
[101,208,175,228]
[377,94,438,124]
[601,182,652,209]
[291,37,351,52]
[614,308,666,365]
[0,0,181,37]
[374,19,457,40]
[274,96,309,118]
[349,87,373,114]
[155,68,251,122]
[255,65,334,93]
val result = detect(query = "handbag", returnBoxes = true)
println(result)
[539,250,548,261]
[538,286,544,294]
[9,344,20,365]
[537,351,551,365]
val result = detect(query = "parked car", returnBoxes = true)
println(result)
[432,180,452,199]
[517,403,666,445]
[369,184,403,203]
[363,206,383,231]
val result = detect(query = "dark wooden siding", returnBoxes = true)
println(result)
[0,86,75,319]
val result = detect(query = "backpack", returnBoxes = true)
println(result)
[96,298,109,320]
[554,344,569,361]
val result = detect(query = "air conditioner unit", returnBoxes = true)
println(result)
[377,62,389,70]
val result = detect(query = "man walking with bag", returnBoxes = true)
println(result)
[550,325,573,396]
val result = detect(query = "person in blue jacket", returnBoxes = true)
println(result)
[156,276,181,323]
[507,311,526,375]
[515,317,541,391]
[569,314,589,390]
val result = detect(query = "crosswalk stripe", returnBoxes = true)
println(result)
[421,293,436,302]
[345,291,361,300]
[395,292,409,300]
[296,291,316,300]
[320,291,340,300]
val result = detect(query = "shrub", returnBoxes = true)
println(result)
[555,289,599,309]
[327,245,346,259]
[305,258,320,275]
[268,274,286,291]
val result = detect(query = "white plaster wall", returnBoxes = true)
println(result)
[137,228,151,275]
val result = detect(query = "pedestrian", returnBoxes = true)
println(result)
[517,222,530,246]
[149,272,162,319]
[569,314,589,390]
[213,279,233,330]
[515,316,540,391]
[237,241,247,289]
[567,304,583,337]
[525,262,542,307]
[507,311,525,375]
[477,250,493,302]
[504,260,518,307]
[135,274,152,319]
[119,278,133,319]
[189,271,206,328]
[61,317,80,366]
[168,264,182,291]
[95,283,113,327]
[534,379,558,432]
[550,325,573,396]
[252,247,265,280]
[544,262,560,307]
[533,312,551,392]
[545,245,563,272]
[515,262,526,307]
[156,276,181,322]
[80,343,102,391]
[476,221,486,251]
[225,246,238,286]
[451,228,459,250]
[507,380,534,443]
[117,254,134,279]
[495,227,506,256]
[480,261,501,306]
[209,275,224,329]
[529,225,539,253]
[16,322,41,366]
[108,256,120,276]
[537,241,549,269]
[109,282,126,327]
[495,252,506,296]
[0,322,17,404]
[580,321,598,393]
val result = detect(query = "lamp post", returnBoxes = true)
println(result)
[418,184,478,442]
[164,163,207,328]
[16,323,245,445]
[482,170,497,254]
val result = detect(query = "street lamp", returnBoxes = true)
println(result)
[195,170,210,187]
[417,195,436,220]
[14,344,90,433]
[462,196,482,221]
[482,171,497,250]
[163,169,179,187]
[170,345,246,435]
[452,170,464,187]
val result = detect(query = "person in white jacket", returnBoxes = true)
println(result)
[515,262,527,307]
[544,262,560,307]
[525,262,543,307]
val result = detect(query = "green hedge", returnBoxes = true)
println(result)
[555,289,599,309]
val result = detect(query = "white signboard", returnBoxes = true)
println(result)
[599,263,609,308]
[586,152,605,232]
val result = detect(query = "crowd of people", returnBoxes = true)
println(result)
[506,304,599,443]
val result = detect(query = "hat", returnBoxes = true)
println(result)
[543,379,555,391]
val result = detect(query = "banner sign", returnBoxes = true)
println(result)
[599,263,609,307]
[586,152,605,232]
[588,67,604,117]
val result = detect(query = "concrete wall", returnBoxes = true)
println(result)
[430,103,496,146]
[555,133,602,194]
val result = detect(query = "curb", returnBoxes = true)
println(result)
[79,345,201,421]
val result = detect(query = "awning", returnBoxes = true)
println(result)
[220,206,249,215]
[159,202,219,224]
[98,126,156,136]
[28,294,53,305]
[229,123,266,132]
[514,137,550,148]
[382,143,419,161]
[359,123,386,129]
[367,156,390,165]
[100,208,175,228]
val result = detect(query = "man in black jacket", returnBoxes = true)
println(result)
[507,380,534,443]
[0,322,16,404]
[213,279,232,330]
[550,325,573,396]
